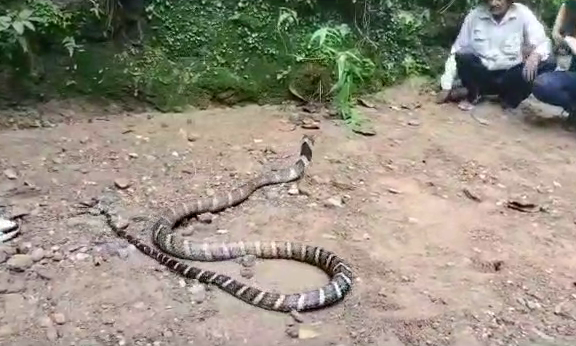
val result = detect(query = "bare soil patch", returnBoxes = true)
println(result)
[1,79,576,346]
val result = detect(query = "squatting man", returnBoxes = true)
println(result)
[436,0,555,112]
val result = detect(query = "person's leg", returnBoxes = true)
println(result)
[532,71,576,112]
[498,59,558,109]
[455,52,498,110]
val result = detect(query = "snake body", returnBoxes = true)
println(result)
[100,135,353,312]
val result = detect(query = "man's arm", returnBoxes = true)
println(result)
[521,7,552,61]
[450,11,474,55]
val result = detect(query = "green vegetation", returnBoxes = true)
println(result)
[0,0,565,129]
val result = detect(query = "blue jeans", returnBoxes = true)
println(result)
[532,71,576,113]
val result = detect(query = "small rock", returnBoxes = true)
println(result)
[189,283,206,303]
[525,299,541,310]
[114,178,131,189]
[187,133,200,142]
[197,213,213,224]
[30,248,45,262]
[7,254,33,271]
[163,330,174,338]
[205,188,215,197]
[128,153,139,159]
[240,267,254,279]
[216,229,229,235]
[286,324,319,339]
[324,196,343,208]
[287,184,299,195]
[3,169,17,180]
[75,253,90,261]
[52,313,66,325]
[52,252,63,261]
[114,218,130,230]
[240,255,256,268]
[286,324,299,338]
[407,119,420,126]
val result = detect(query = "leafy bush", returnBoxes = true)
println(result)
[0,0,566,119]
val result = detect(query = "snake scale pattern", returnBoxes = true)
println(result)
[100,134,353,312]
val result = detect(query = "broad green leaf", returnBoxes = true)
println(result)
[23,20,35,32]
[12,21,24,35]
[18,9,33,20]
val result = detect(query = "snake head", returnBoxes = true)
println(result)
[302,134,316,146]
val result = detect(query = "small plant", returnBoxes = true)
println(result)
[297,24,375,130]
[0,8,42,55]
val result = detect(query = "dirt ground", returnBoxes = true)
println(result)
[1,78,576,346]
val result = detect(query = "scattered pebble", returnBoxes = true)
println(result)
[52,252,64,261]
[407,119,420,126]
[286,324,319,339]
[216,229,229,235]
[114,218,130,230]
[240,267,254,279]
[114,178,131,189]
[30,248,45,262]
[205,188,215,197]
[52,313,66,325]
[75,253,90,261]
[324,196,343,208]
[287,184,299,195]
[240,255,256,268]
[3,169,17,180]
[7,254,33,271]
[187,133,200,142]
[189,283,207,303]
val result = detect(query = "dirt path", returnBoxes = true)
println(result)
[1,80,576,346]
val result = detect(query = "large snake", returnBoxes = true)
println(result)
[99,134,353,312]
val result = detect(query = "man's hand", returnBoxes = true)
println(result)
[522,52,541,82]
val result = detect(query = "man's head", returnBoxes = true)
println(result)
[485,0,513,18]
